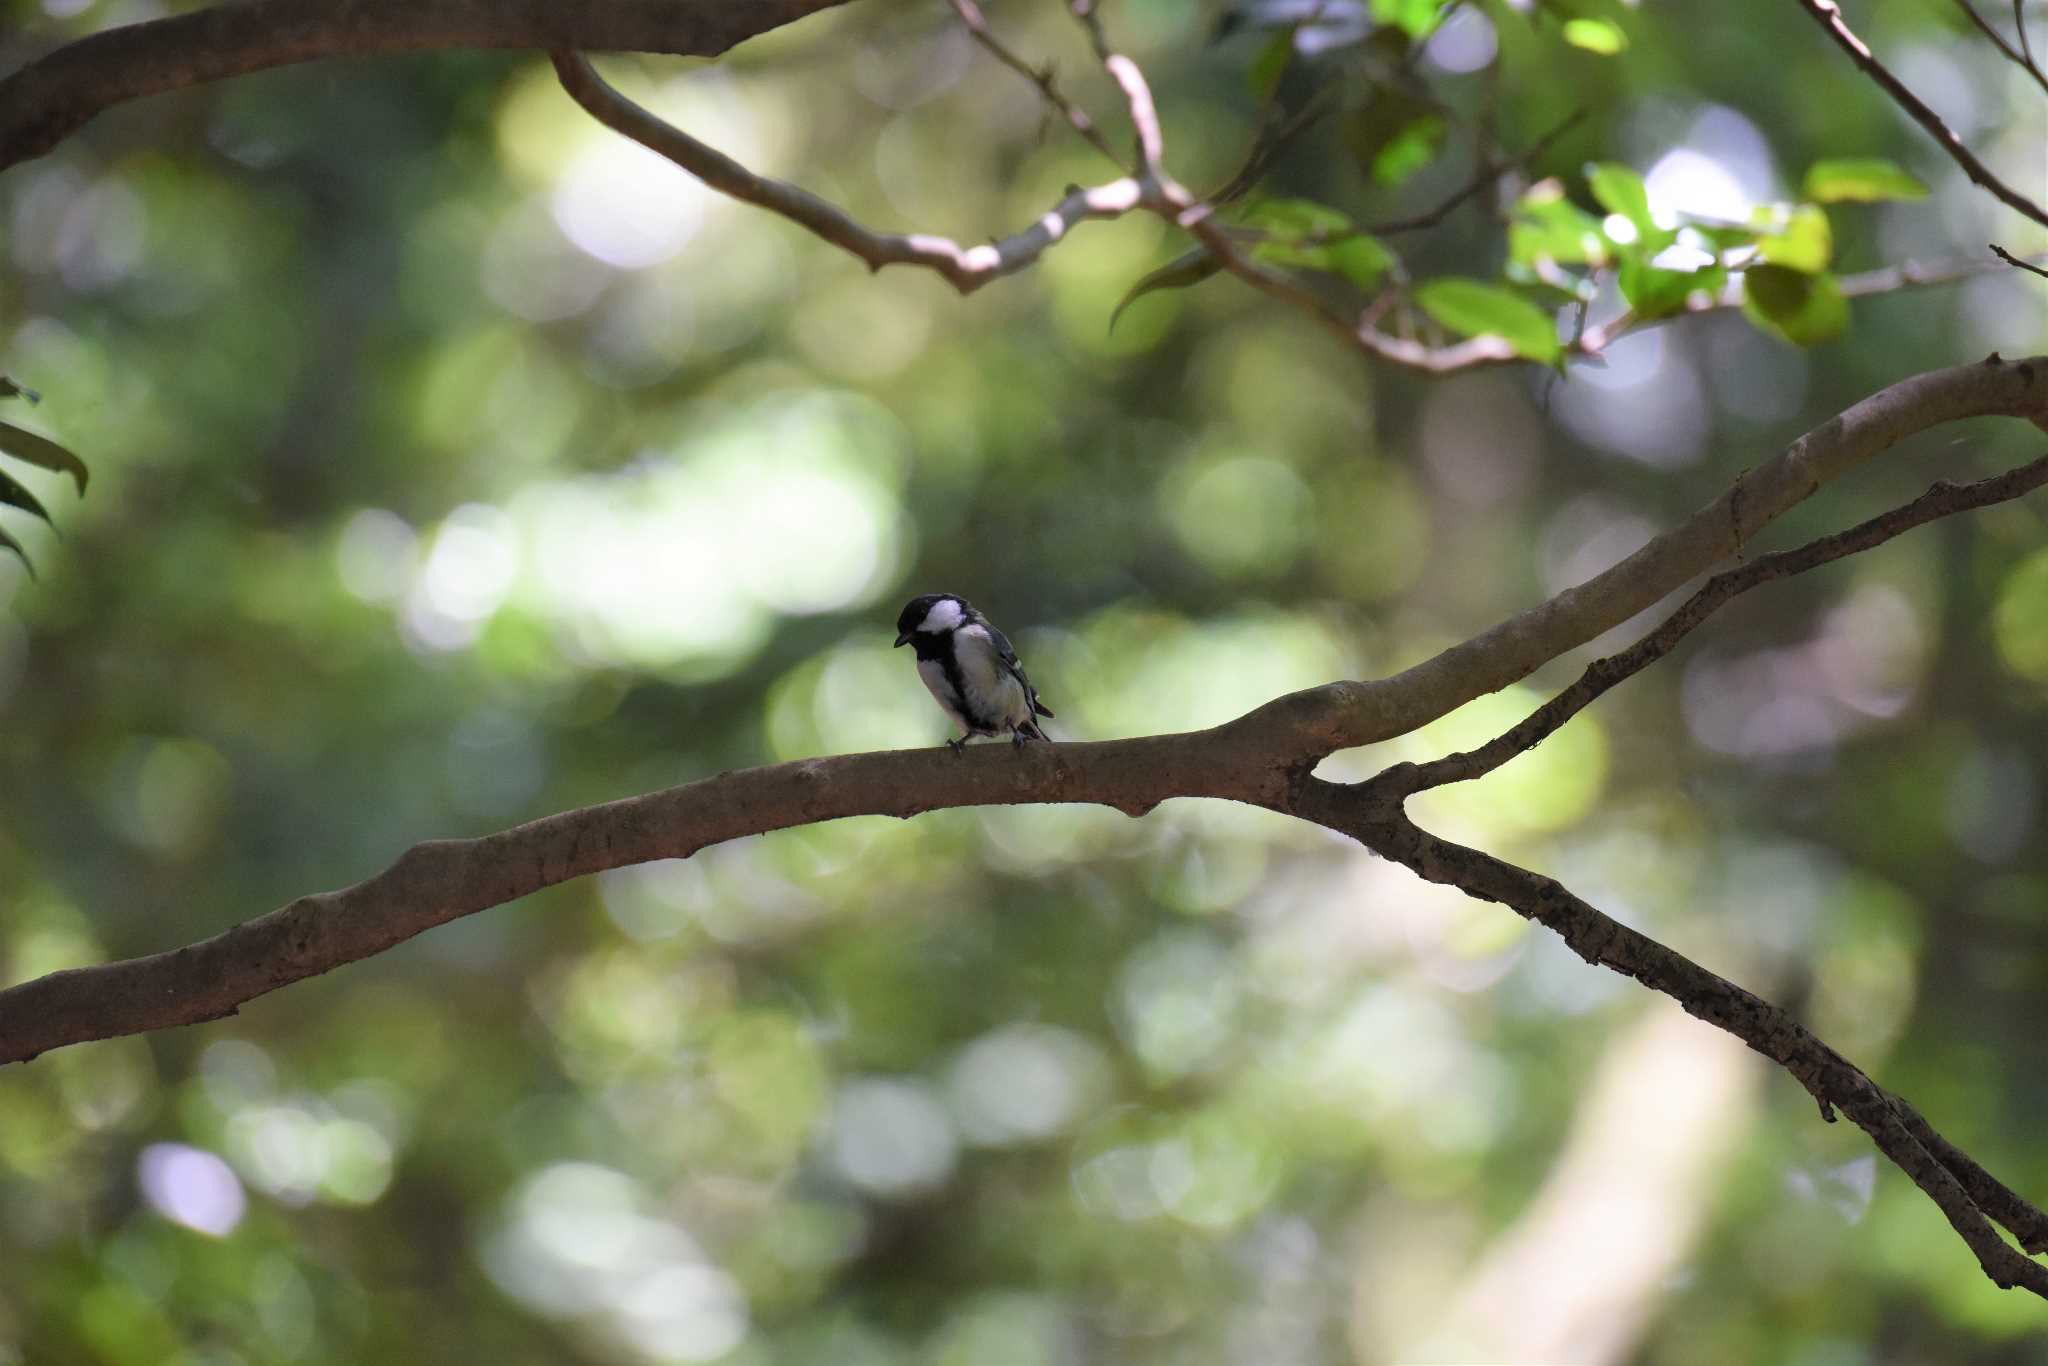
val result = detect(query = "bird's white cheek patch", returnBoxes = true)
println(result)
[918,598,965,633]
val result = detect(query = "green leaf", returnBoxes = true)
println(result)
[0,523,34,577]
[1344,91,1445,187]
[1802,158,1929,204]
[0,420,87,495]
[1327,234,1395,288]
[1247,30,1293,103]
[1510,182,1610,267]
[0,466,54,526]
[1561,17,1627,53]
[1586,162,1655,234]
[1743,264,1848,345]
[1109,249,1223,331]
[1752,203,1832,273]
[1619,257,1726,321]
[1371,115,1447,186]
[1370,0,1446,40]
[1414,278,1561,363]
[1687,222,1762,253]
[1243,200,1396,289]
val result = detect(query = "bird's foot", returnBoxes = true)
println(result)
[947,736,968,756]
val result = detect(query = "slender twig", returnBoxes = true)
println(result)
[2019,0,2041,71]
[1793,0,2048,227]
[1992,242,2048,278]
[1952,0,2048,94]
[549,52,1142,294]
[1305,791,2048,1297]
[1362,107,1588,236]
[945,0,1126,166]
[1380,450,2048,794]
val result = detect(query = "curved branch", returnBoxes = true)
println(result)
[0,0,852,170]
[1308,792,2048,1296]
[1389,449,2048,793]
[1237,352,2048,756]
[550,52,1144,293]
[1794,0,2048,228]
[0,729,1286,1065]
[3,356,2046,1068]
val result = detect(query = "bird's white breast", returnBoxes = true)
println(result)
[954,625,1029,726]
[916,657,967,729]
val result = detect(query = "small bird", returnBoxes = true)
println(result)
[894,593,1055,752]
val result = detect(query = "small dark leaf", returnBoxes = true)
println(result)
[0,467,54,526]
[1344,90,1444,186]
[0,420,88,495]
[0,523,35,578]
[1110,249,1224,331]
[1742,264,1848,345]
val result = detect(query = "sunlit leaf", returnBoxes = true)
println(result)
[1752,203,1833,273]
[1372,114,1447,186]
[0,467,54,526]
[1742,263,1848,345]
[0,420,88,495]
[1561,17,1627,53]
[1619,257,1726,321]
[1328,234,1395,288]
[1587,161,1654,234]
[1370,0,1446,39]
[1414,277,1561,363]
[1345,91,1445,187]
[1803,157,1929,204]
[1109,249,1223,331]
[1242,200,1396,287]
[1510,181,1610,267]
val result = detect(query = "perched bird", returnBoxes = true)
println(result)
[893,593,1055,751]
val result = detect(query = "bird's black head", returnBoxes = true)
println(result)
[894,593,968,647]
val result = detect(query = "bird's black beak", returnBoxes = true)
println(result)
[893,633,910,648]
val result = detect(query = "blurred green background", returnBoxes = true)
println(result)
[2,0,2047,1360]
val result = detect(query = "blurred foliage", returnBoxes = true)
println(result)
[1,0,2046,1361]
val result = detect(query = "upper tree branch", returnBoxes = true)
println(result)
[550,52,1142,294]
[0,0,853,171]
[1795,0,2048,228]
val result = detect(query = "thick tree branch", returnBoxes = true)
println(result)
[1794,0,2048,228]
[1237,353,2048,756]
[549,52,1144,293]
[6,359,2048,1295]
[4,355,2046,1069]
[0,0,851,170]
